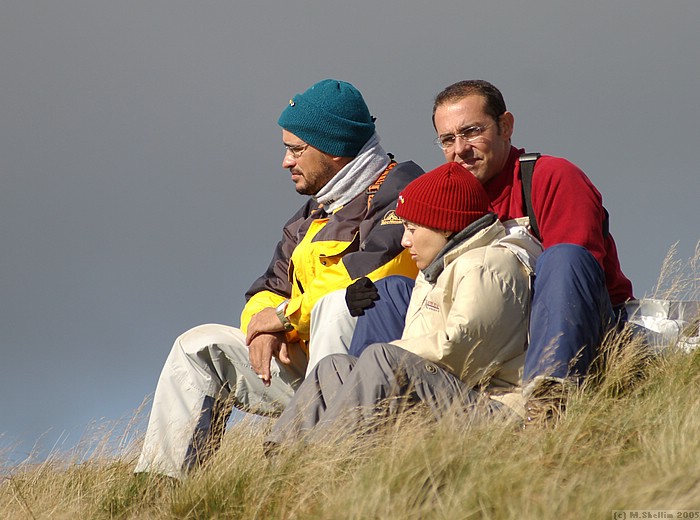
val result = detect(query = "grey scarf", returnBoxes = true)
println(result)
[314,133,390,213]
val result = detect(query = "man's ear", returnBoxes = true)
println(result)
[499,111,515,140]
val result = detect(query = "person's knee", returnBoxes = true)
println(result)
[175,323,246,356]
[313,353,359,377]
[313,353,357,385]
[374,275,414,291]
[356,343,406,373]
[320,352,354,367]
[360,342,392,359]
[537,244,603,278]
[311,289,348,319]
[373,276,415,307]
[534,244,607,304]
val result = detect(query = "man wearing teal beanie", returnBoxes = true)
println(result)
[135,79,424,479]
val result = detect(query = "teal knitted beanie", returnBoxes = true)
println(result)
[278,79,375,157]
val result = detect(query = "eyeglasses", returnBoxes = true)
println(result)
[284,143,309,159]
[433,124,490,150]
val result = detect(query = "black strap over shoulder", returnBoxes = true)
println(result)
[519,153,542,241]
[518,152,609,242]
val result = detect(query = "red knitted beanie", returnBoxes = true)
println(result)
[395,162,491,232]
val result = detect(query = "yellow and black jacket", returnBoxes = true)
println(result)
[240,159,424,342]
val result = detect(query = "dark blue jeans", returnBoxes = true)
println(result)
[348,275,414,357]
[523,243,615,383]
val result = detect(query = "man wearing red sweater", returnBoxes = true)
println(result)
[430,80,633,411]
[348,80,633,423]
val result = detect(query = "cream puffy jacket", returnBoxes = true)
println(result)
[392,217,542,399]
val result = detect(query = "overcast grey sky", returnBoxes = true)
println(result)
[2,1,699,463]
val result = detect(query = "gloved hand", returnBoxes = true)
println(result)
[345,277,379,317]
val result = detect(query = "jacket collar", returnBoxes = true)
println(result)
[422,212,500,283]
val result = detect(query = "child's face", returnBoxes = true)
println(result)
[401,221,449,270]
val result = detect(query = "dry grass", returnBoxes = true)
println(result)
[651,241,700,301]
[5,355,700,520]
[2,244,700,519]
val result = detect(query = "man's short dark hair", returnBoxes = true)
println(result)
[432,80,507,129]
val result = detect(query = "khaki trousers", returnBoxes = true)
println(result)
[134,323,307,479]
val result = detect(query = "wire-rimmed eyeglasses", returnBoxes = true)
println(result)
[284,143,309,159]
[434,124,490,150]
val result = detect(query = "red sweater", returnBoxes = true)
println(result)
[484,147,633,306]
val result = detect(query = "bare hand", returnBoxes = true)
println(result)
[247,332,288,387]
[245,307,285,344]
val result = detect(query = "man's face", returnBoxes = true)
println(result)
[282,129,340,196]
[433,95,514,184]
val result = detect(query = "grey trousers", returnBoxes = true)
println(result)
[266,343,508,447]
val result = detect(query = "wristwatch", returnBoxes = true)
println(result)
[275,300,294,332]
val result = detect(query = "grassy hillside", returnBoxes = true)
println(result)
[3,246,699,519]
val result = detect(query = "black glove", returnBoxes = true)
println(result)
[345,277,379,317]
